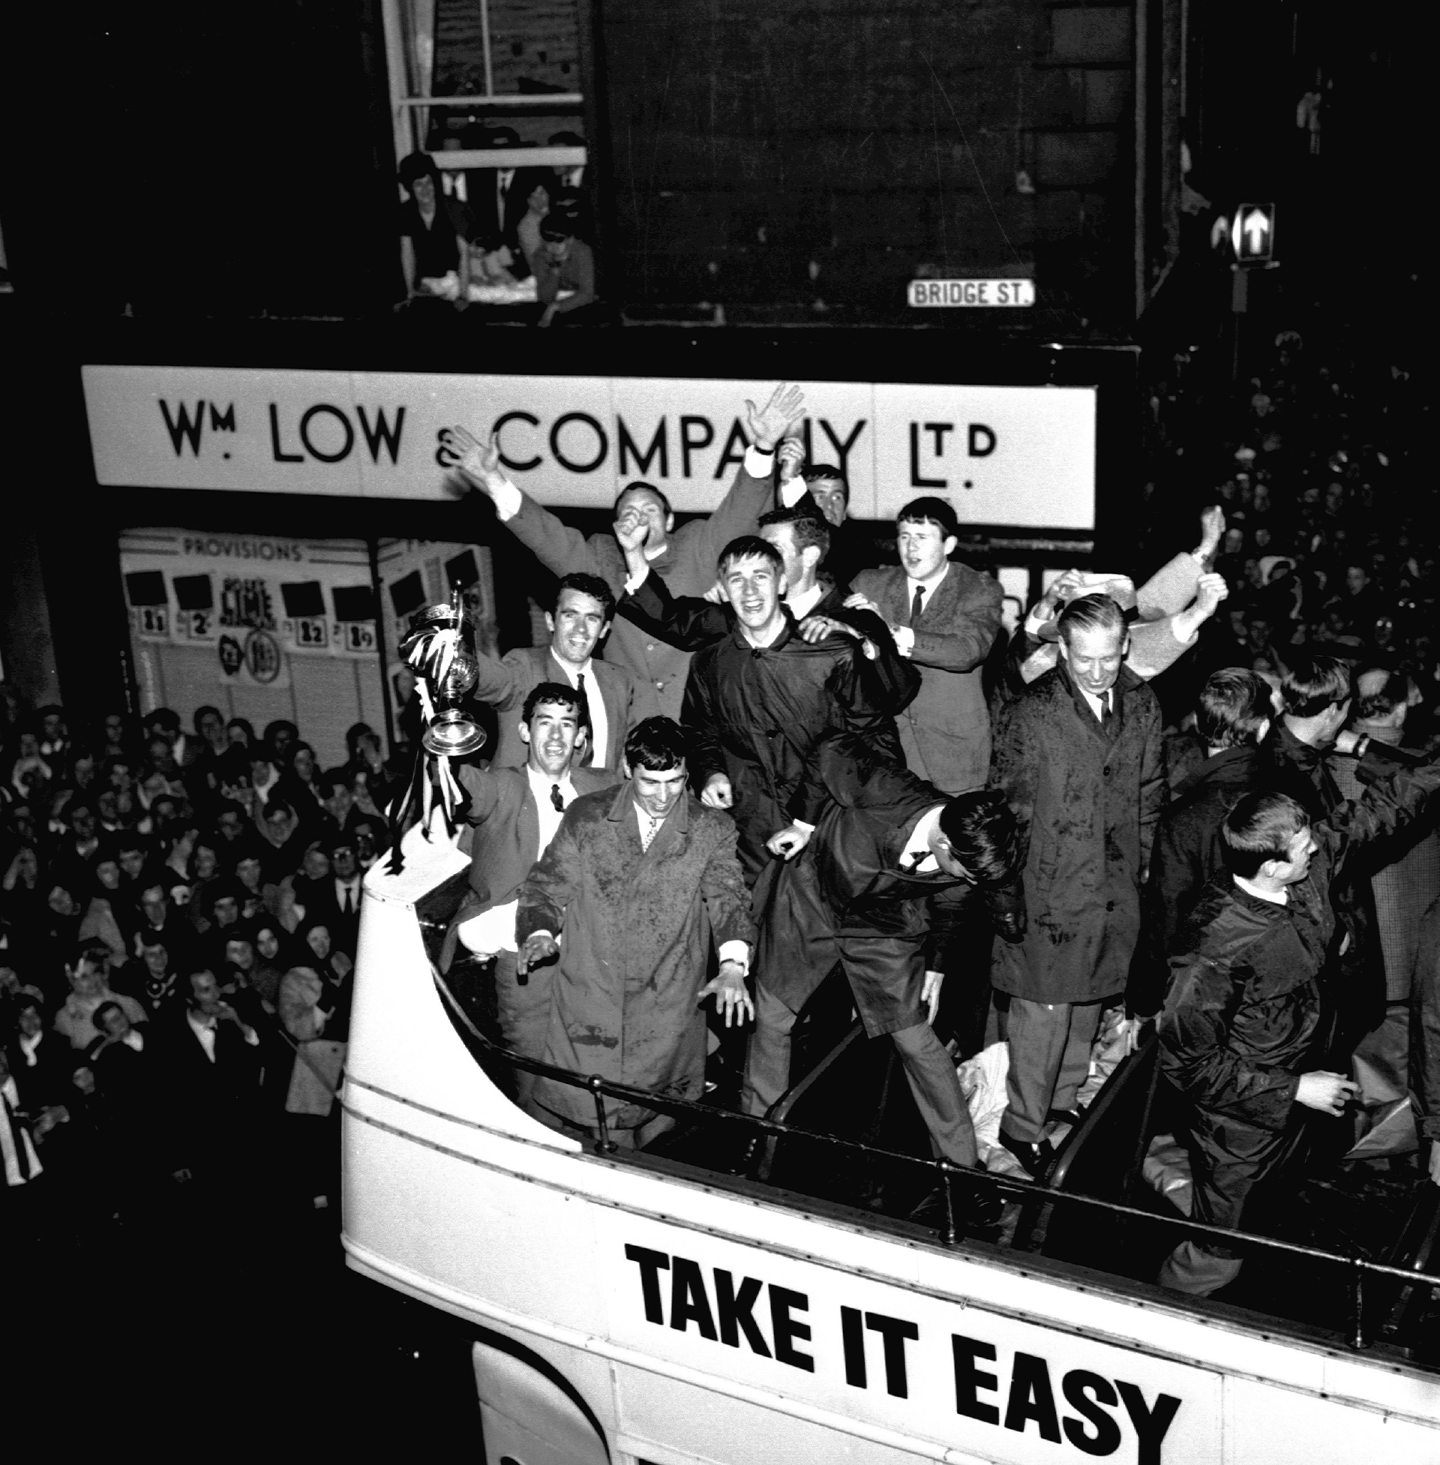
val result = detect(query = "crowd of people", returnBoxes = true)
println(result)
[0,702,400,1246]
[430,359,1439,1288]
[396,126,601,324]
[6,334,1437,1298]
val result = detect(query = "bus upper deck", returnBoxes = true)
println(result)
[342,824,1440,1465]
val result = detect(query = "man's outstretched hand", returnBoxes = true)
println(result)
[744,383,806,452]
[439,426,504,490]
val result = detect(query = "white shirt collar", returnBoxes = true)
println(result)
[1234,873,1288,906]
[906,562,950,597]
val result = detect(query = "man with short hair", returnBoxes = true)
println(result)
[439,382,810,719]
[795,461,880,588]
[1158,765,1440,1295]
[680,535,917,885]
[989,593,1165,1177]
[516,717,754,1147]
[470,573,658,772]
[748,743,1025,1232]
[847,496,1003,795]
[446,682,619,1112]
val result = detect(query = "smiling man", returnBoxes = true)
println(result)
[515,717,754,1147]
[987,593,1165,1179]
[680,536,916,885]
[469,572,658,771]
[447,682,620,1114]
[846,497,1003,796]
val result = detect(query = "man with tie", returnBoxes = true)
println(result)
[746,741,1024,1235]
[515,716,754,1148]
[987,593,1164,1178]
[469,573,658,773]
[845,496,1003,796]
[446,682,619,1113]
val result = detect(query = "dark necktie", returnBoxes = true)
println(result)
[576,672,586,703]
[910,584,925,626]
[342,884,354,917]
[1100,692,1114,728]
[550,783,565,813]
[4,1094,34,1180]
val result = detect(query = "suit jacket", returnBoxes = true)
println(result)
[851,560,1002,794]
[471,644,658,772]
[516,780,754,1129]
[495,457,777,719]
[453,763,618,919]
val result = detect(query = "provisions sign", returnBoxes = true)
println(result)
[908,278,1035,308]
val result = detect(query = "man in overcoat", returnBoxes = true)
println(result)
[988,593,1165,1175]
[516,717,755,1147]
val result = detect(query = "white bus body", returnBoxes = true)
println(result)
[343,831,1440,1465]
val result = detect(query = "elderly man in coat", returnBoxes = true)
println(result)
[516,717,755,1148]
[988,593,1165,1177]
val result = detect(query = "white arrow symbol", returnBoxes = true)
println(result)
[1241,209,1270,254]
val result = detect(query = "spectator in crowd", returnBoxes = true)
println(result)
[52,944,147,1050]
[440,381,808,719]
[1331,668,1440,1098]
[793,461,881,589]
[532,195,599,326]
[988,593,1164,1177]
[396,150,473,307]
[515,717,754,1147]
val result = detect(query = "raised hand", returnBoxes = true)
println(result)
[776,435,805,483]
[743,383,806,452]
[438,426,503,489]
[1197,505,1225,559]
[1193,572,1229,617]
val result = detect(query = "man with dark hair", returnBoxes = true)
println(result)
[445,682,619,1113]
[439,382,811,719]
[533,198,598,326]
[515,716,754,1147]
[470,572,658,772]
[1158,759,1440,1296]
[846,495,1003,796]
[1273,653,1356,818]
[795,461,880,587]
[1132,668,1281,1019]
[679,535,917,885]
[989,593,1165,1176]
[748,741,1025,1232]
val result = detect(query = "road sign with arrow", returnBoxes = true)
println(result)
[1231,203,1276,264]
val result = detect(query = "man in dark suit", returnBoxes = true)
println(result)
[447,683,619,1112]
[846,496,1003,796]
[300,833,364,960]
[159,968,263,1187]
[749,744,1024,1232]
[470,573,659,772]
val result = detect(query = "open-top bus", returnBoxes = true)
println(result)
[342,821,1440,1465]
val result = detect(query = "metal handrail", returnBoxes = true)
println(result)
[430,963,1440,1317]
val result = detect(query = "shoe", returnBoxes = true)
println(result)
[1046,1107,1086,1128]
[996,1129,1055,1180]
[908,1173,1004,1240]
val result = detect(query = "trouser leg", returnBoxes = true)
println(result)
[890,1021,978,1168]
[742,983,801,1118]
[1051,999,1105,1113]
[1001,997,1075,1143]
